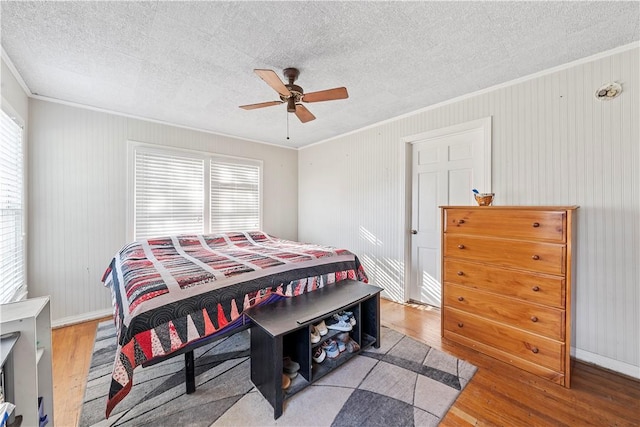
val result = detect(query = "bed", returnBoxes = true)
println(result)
[101,230,368,417]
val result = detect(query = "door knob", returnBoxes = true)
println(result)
[411,230,418,235]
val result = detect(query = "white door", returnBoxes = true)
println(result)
[408,119,491,307]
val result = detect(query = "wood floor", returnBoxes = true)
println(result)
[51,300,639,427]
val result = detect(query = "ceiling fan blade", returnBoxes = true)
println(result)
[295,104,316,123]
[254,69,290,97]
[302,87,348,103]
[239,101,283,110]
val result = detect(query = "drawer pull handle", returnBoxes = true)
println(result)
[532,255,540,260]
[457,296,464,302]
[531,316,538,322]
[457,322,464,328]
[458,244,465,249]
[457,271,464,276]
[458,219,465,224]
[532,222,540,228]
[532,286,540,292]
[531,347,539,354]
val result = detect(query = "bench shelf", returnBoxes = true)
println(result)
[246,279,382,419]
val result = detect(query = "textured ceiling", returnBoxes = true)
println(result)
[1,1,639,148]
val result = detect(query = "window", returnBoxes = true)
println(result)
[131,143,261,240]
[210,161,260,233]
[0,108,26,303]
[135,150,205,239]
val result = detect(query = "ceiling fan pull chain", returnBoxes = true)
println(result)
[286,109,290,140]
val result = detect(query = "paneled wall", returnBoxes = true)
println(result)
[299,47,639,377]
[27,100,298,324]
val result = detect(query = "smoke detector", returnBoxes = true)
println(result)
[594,82,622,101]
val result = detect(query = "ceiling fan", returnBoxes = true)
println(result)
[239,68,348,123]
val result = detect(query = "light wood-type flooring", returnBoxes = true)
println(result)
[51,299,639,426]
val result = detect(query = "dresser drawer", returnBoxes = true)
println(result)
[444,283,565,340]
[443,209,566,242]
[443,259,565,308]
[444,235,565,275]
[443,307,564,372]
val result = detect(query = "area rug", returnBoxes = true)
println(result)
[80,321,476,426]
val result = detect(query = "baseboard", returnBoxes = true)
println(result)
[52,308,113,329]
[573,348,640,380]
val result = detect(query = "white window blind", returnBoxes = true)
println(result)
[0,109,26,304]
[132,144,261,240]
[210,161,260,232]
[134,150,205,239]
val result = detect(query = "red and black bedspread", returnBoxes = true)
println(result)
[101,230,367,417]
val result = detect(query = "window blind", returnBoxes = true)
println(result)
[0,109,25,303]
[134,150,205,239]
[132,144,261,240]
[210,161,260,233]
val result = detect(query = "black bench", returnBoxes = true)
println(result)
[246,279,382,418]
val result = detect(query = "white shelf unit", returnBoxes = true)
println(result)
[0,296,54,427]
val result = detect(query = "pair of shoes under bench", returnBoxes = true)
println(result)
[283,357,300,379]
[337,332,360,353]
[321,339,340,358]
[314,320,328,336]
[325,316,352,332]
[333,311,356,326]
[310,325,321,343]
[313,346,326,363]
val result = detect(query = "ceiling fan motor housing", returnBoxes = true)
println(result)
[282,84,304,107]
[286,98,296,112]
[282,68,303,111]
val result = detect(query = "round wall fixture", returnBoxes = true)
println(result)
[594,82,622,101]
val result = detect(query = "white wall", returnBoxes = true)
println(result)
[27,99,298,325]
[299,46,640,378]
[1,58,28,120]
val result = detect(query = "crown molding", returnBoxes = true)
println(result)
[303,41,640,150]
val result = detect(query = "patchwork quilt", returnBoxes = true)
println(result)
[101,231,368,417]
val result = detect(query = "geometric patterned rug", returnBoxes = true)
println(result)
[79,321,476,426]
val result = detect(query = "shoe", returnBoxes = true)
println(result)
[315,320,328,336]
[310,325,321,344]
[283,357,300,375]
[336,332,356,353]
[326,317,352,332]
[313,346,326,363]
[322,339,340,358]
[337,339,346,353]
[345,338,360,353]
[338,311,356,326]
[332,313,350,323]
[282,374,291,390]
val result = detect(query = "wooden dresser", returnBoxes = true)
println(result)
[440,206,578,387]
